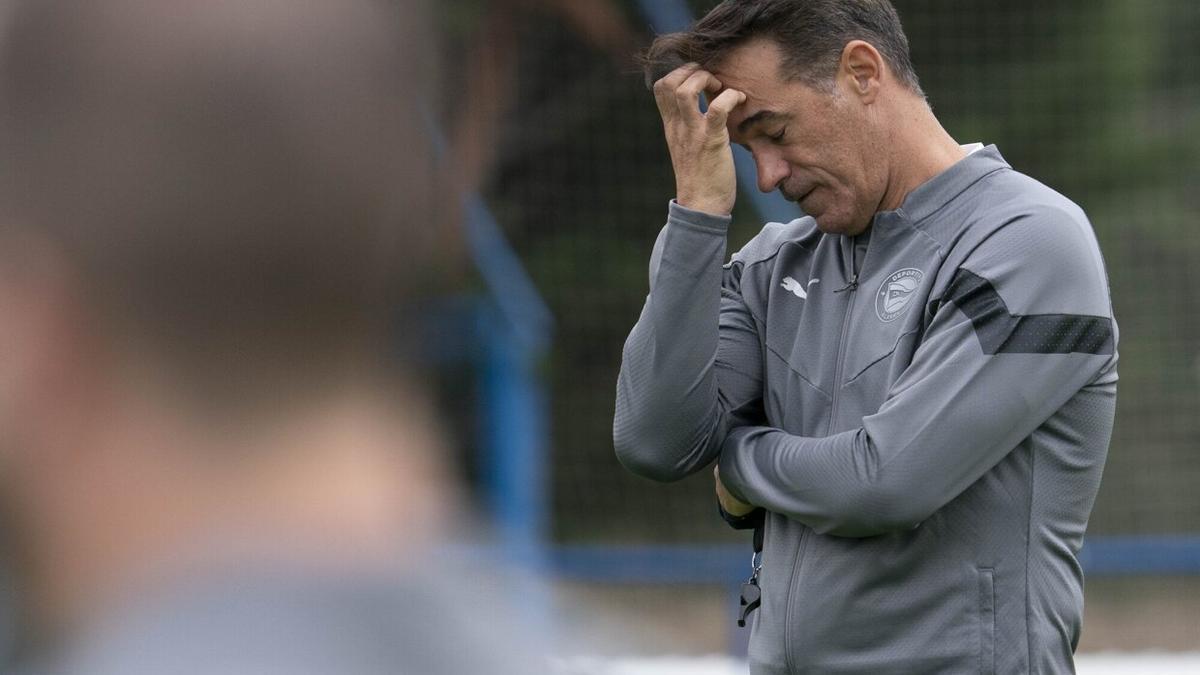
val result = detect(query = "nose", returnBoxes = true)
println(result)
[753,149,789,194]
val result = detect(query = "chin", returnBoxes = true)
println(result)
[810,212,853,235]
[810,206,869,236]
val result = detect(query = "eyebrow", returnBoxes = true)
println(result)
[737,109,791,135]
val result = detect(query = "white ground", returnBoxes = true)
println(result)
[554,654,1200,674]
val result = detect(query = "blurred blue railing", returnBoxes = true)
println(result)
[425,112,552,566]
[463,196,551,559]
[551,535,1200,584]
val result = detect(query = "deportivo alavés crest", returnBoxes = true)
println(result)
[876,268,924,322]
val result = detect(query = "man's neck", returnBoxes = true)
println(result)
[877,101,966,213]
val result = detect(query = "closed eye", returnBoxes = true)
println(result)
[768,127,787,142]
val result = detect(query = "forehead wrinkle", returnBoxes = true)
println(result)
[714,78,786,140]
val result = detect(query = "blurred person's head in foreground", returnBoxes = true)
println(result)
[0,0,515,671]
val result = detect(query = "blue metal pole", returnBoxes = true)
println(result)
[422,108,552,566]
[478,304,548,559]
[463,195,552,353]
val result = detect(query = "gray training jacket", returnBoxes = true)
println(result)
[614,146,1118,674]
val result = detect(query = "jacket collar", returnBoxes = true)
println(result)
[876,144,1010,229]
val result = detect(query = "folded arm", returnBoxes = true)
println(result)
[613,202,765,482]
[718,211,1117,536]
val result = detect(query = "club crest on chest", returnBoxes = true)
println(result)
[876,268,924,322]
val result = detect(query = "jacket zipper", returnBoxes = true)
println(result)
[829,234,862,425]
[784,233,866,672]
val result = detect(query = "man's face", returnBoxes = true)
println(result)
[715,39,886,235]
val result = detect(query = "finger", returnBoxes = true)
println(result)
[705,88,747,130]
[674,69,722,120]
[659,62,700,90]
[652,62,700,118]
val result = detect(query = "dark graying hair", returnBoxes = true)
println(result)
[644,0,922,95]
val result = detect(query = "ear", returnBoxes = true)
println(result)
[839,40,884,104]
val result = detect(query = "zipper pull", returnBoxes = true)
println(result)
[834,274,858,293]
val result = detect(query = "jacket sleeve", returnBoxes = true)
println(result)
[717,207,1118,536]
[613,201,765,482]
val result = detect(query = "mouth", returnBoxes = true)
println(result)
[784,185,816,203]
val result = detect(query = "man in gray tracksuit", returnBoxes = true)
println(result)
[614,1,1117,673]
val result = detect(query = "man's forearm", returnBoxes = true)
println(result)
[613,201,733,482]
[717,426,906,537]
[717,303,1113,538]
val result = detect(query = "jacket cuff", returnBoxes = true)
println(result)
[718,503,765,531]
[668,199,732,234]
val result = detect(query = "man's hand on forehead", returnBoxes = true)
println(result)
[651,63,746,216]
